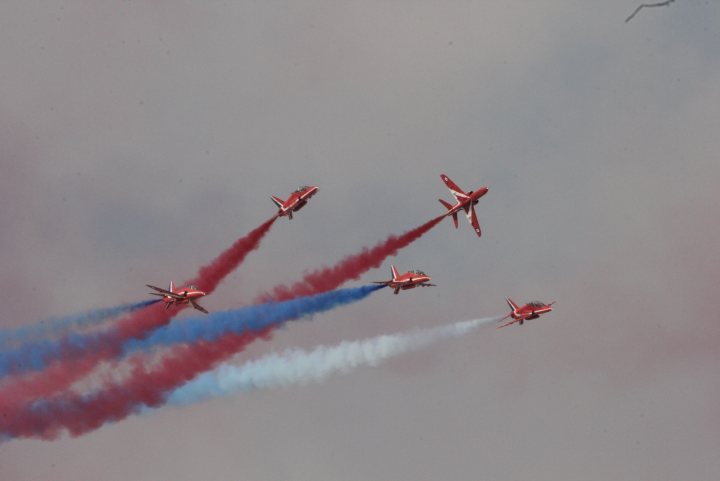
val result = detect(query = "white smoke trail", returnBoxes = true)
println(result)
[168,316,504,406]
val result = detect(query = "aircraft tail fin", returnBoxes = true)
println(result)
[438,199,458,228]
[505,297,519,314]
[438,198,454,211]
[390,265,400,281]
[270,196,285,209]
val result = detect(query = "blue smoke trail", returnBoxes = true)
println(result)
[124,285,385,355]
[0,286,383,380]
[167,316,504,406]
[0,300,158,348]
[0,300,158,379]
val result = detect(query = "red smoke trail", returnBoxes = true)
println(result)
[0,217,276,409]
[115,216,277,340]
[257,215,444,302]
[183,217,277,295]
[3,328,274,439]
[2,217,441,440]
[0,302,175,402]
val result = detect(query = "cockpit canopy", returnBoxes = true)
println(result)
[408,270,427,276]
[527,301,545,307]
[294,186,310,193]
[189,285,198,290]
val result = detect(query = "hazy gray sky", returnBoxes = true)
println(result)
[1,2,718,480]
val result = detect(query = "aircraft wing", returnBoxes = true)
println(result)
[496,313,517,328]
[467,205,481,237]
[147,284,175,295]
[147,284,185,299]
[497,318,520,328]
[440,174,469,200]
[191,301,209,314]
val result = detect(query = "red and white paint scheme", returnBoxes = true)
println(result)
[372,265,436,295]
[271,185,319,219]
[438,173,489,237]
[147,281,209,314]
[497,298,554,328]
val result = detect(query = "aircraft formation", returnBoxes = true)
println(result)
[0,172,554,442]
[153,174,554,326]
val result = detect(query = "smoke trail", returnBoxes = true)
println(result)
[124,285,385,353]
[0,300,158,348]
[168,316,504,406]
[1,215,432,383]
[257,216,443,302]
[0,216,437,438]
[0,285,384,440]
[0,299,170,379]
[184,217,277,293]
[0,217,276,405]
[0,216,442,436]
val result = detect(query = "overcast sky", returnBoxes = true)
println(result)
[1,2,719,480]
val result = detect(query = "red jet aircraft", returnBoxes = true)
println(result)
[147,281,209,314]
[372,265,436,295]
[497,298,554,328]
[271,185,319,219]
[438,173,488,237]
